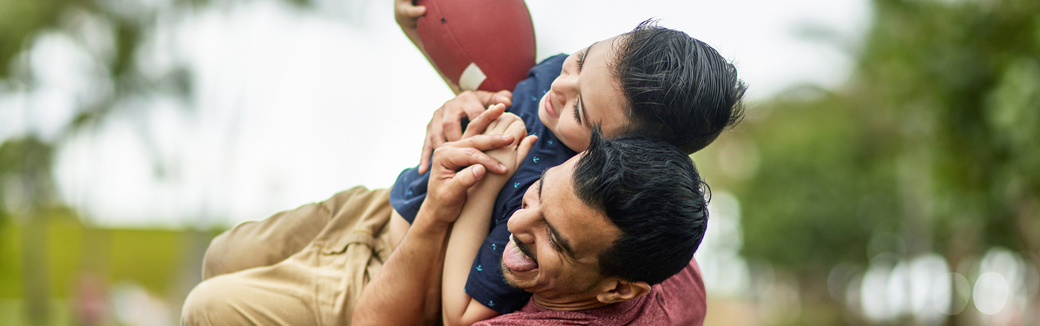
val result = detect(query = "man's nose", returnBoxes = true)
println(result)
[506,209,536,238]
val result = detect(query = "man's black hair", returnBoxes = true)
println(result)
[573,129,708,285]
[614,19,747,154]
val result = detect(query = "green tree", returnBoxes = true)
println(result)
[736,0,1040,324]
[0,0,320,323]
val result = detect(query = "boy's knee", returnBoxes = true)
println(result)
[201,231,233,280]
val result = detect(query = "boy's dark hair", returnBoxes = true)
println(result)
[572,129,708,285]
[614,19,747,154]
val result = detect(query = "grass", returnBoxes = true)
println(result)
[0,213,223,325]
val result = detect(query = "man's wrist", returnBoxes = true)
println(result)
[413,204,456,233]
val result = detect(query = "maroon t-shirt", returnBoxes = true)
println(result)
[472,259,707,326]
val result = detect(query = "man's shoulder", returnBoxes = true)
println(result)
[474,259,706,326]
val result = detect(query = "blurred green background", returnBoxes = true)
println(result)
[1,0,1038,325]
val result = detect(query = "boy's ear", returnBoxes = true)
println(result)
[595,278,652,304]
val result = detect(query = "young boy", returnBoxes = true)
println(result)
[393,3,747,322]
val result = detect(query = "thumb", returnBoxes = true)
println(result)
[516,135,538,164]
[451,164,487,190]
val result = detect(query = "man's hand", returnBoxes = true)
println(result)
[422,133,516,225]
[462,104,535,178]
[419,90,513,174]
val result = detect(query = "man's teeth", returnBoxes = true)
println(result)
[511,235,531,258]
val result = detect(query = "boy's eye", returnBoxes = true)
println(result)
[576,49,587,71]
[572,98,582,124]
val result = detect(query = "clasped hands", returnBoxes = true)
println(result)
[422,103,537,225]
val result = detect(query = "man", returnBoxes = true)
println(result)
[353,129,709,325]
[181,115,710,325]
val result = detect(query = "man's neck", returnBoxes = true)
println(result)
[531,296,613,311]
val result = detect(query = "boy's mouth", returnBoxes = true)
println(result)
[544,91,560,120]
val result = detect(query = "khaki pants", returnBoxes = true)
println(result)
[181,187,396,325]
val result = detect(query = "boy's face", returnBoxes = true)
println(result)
[538,36,630,152]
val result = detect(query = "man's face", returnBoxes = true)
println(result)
[537,36,630,152]
[501,156,622,303]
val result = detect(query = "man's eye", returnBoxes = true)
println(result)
[547,229,562,252]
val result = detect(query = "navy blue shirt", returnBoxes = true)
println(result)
[389,54,574,314]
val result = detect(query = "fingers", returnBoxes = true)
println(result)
[418,138,433,174]
[515,135,538,163]
[441,91,489,141]
[462,102,487,121]
[419,127,446,174]
[404,4,425,18]
[502,118,528,144]
[419,108,446,173]
[395,0,426,27]
[479,112,525,145]
[442,107,465,142]
[395,0,425,17]
[461,104,506,139]
[474,90,510,107]
[450,164,487,190]
[493,90,513,107]
[443,135,518,173]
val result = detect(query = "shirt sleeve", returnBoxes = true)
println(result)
[463,220,531,314]
[387,165,429,224]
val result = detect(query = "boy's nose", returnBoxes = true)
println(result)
[550,76,577,102]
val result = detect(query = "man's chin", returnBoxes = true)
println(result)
[500,263,537,290]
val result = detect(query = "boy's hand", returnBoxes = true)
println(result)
[395,0,426,37]
[472,108,535,179]
[422,134,515,224]
[419,90,513,174]
[457,104,536,182]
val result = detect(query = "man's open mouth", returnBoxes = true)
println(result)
[503,234,539,272]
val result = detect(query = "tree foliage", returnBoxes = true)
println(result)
[0,0,317,322]
[737,0,1039,323]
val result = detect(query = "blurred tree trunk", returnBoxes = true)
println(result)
[22,207,49,326]
[14,141,55,326]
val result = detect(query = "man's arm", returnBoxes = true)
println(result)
[442,112,535,326]
[352,134,516,325]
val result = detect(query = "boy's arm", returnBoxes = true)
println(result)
[352,134,516,326]
[442,110,535,326]
[440,176,503,325]
[394,0,462,94]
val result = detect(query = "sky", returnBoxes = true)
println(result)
[2,0,871,228]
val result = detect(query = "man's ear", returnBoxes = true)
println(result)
[594,278,652,304]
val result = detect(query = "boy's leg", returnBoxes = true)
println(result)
[183,187,397,325]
